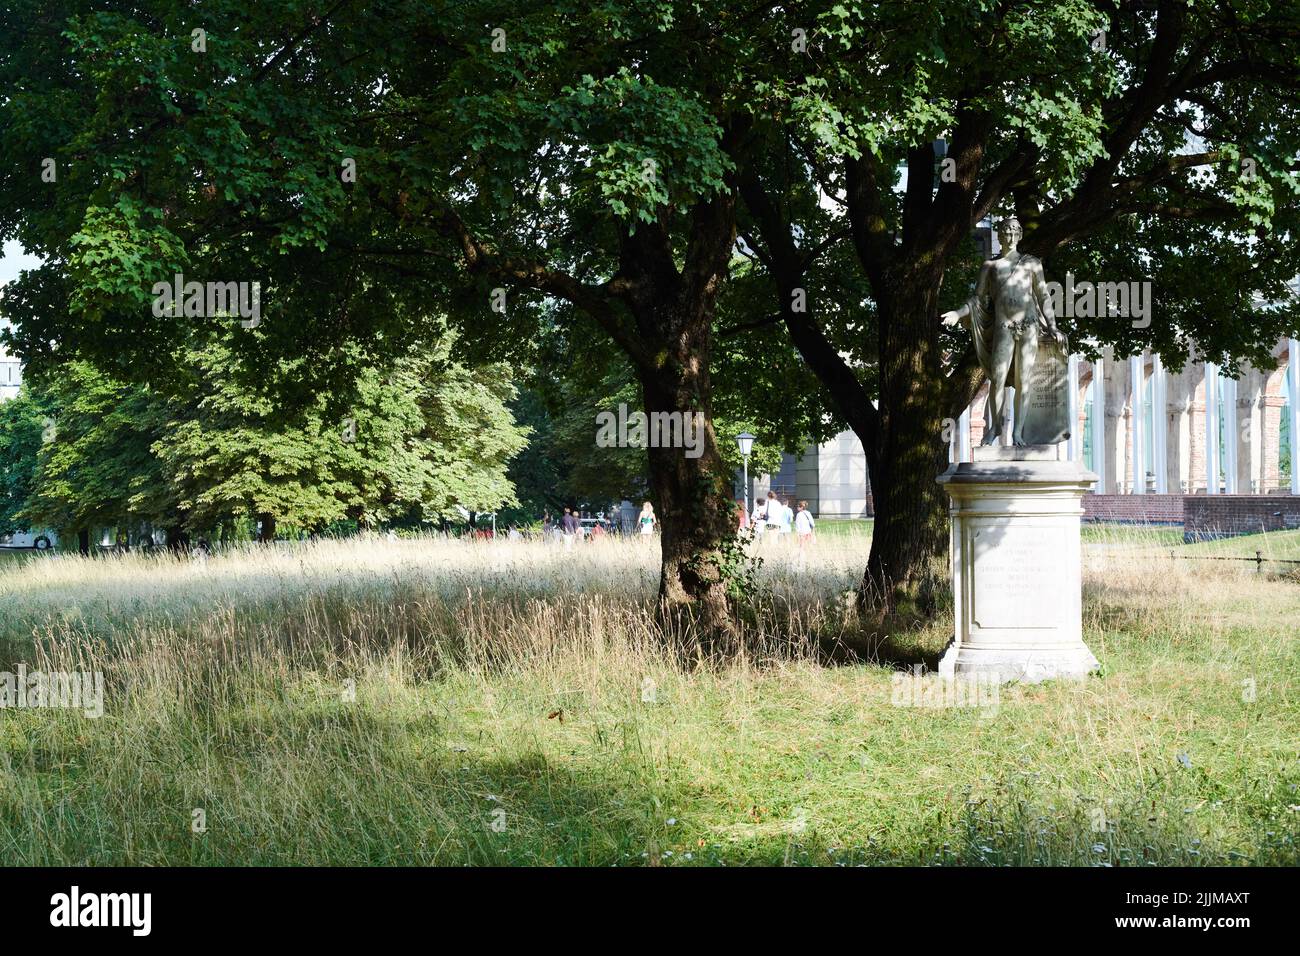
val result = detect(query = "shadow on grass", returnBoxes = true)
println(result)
[815,628,944,671]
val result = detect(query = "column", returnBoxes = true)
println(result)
[1092,356,1108,492]
[958,407,971,464]
[1067,354,1080,462]
[1175,391,1191,492]
[1221,373,1239,494]
[1129,354,1145,494]
[1168,368,1191,493]
[1291,339,1300,495]
[1152,353,1169,493]
[1205,363,1219,495]
[1002,386,1015,447]
[1261,392,1284,492]
[1242,382,1261,493]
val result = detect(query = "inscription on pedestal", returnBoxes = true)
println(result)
[971,524,1066,630]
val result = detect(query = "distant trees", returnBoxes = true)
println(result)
[20,360,170,541]
[9,329,527,545]
[0,389,49,536]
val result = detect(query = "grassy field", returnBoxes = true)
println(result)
[0,526,1296,866]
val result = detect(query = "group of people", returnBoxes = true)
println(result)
[542,506,609,548]
[541,504,659,545]
[543,495,816,550]
[736,491,816,548]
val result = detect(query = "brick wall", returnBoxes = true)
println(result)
[1183,495,1300,540]
[1083,494,1185,524]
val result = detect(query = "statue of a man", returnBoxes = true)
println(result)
[941,217,1067,446]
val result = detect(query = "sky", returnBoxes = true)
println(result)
[0,242,42,342]
[0,240,41,288]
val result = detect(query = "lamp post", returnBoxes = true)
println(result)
[736,432,755,519]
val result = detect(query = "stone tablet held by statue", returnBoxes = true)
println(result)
[1018,335,1070,445]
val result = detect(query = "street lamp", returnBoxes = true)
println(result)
[736,432,755,518]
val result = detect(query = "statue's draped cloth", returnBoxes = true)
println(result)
[962,294,1071,446]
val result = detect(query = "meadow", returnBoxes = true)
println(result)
[0,524,1296,866]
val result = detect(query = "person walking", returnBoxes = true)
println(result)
[638,502,657,538]
[561,506,580,549]
[780,497,794,536]
[751,496,767,539]
[794,500,815,569]
[795,500,815,547]
[765,491,782,533]
[735,498,748,532]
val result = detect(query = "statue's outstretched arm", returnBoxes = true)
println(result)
[941,263,993,329]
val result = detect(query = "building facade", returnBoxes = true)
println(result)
[0,318,20,402]
[759,336,1299,518]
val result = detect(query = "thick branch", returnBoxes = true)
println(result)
[437,208,652,367]
[843,153,895,294]
[739,168,880,446]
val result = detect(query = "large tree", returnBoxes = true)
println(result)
[0,0,788,639]
[736,0,1300,613]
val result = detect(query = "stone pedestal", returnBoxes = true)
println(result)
[937,444,1100,683]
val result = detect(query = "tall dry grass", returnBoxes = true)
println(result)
[0,527,1295,865]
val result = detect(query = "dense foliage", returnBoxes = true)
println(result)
[7,330,527,542]
[2,1,1297,621]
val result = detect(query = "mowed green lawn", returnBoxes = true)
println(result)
[820,517,1300,560]
[812,518,873,538]
[0,530,1295,866]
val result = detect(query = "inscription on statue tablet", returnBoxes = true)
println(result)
[1019,337,1071,445]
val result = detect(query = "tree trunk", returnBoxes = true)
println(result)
[446,172,744,644]
[640,347,737,647]
[610,189,742,647]
[860,412,952,616]
[737,163,955,620]
[257,512,276,543]
[165,526,191,553]
[859,282,953,617]
[77,528,91,556]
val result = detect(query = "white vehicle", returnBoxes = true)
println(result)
[0,529,56,550]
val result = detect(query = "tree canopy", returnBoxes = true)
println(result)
[13,327,527,541]
[3,0,1298,626]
